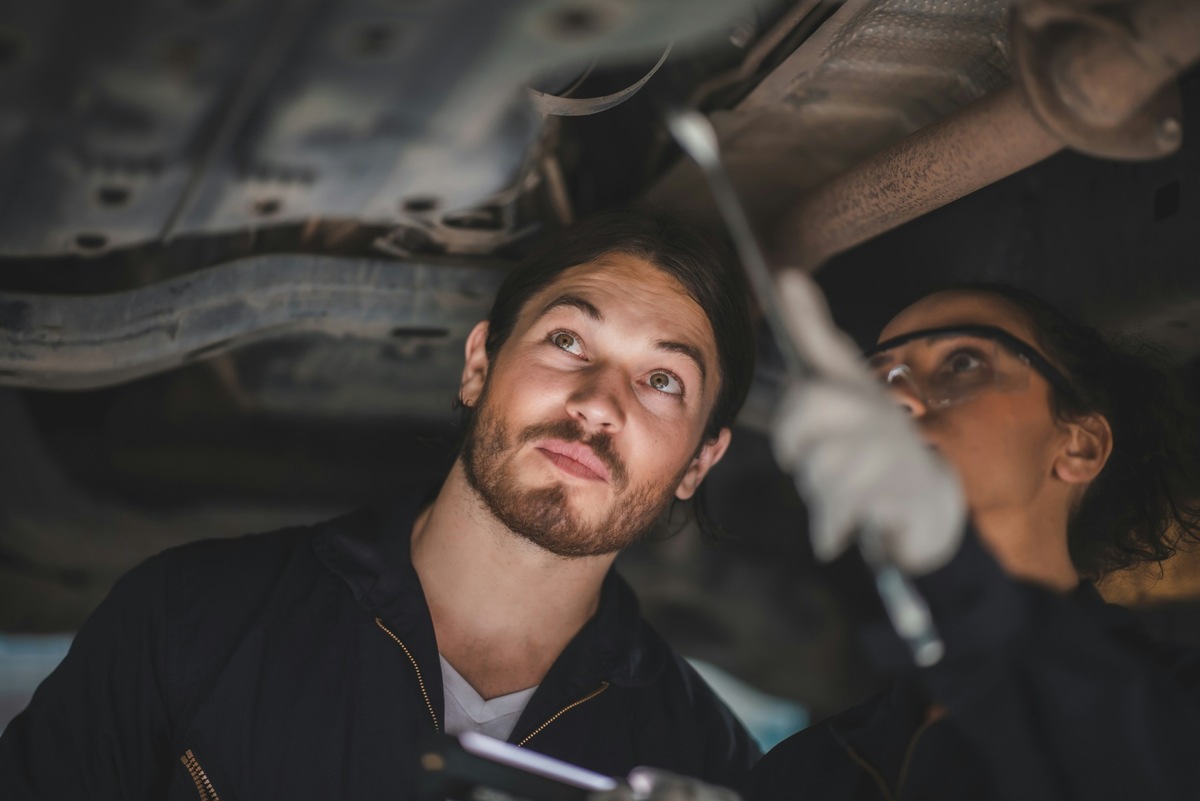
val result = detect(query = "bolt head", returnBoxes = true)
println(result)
[1156,116,1183,149]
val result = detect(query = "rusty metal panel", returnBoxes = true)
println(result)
[646,0,1012,221]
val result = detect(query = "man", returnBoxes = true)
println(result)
[0,212,761,799]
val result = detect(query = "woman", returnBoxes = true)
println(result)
[754,275,1200,800]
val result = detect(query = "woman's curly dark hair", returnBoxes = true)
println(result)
[966,284,1200,579]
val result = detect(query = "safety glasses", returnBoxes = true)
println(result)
[863,325,1079,409]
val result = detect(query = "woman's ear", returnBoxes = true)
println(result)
[1054,413,1113,485]
[460,321,490,407]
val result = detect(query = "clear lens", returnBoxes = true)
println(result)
[868,334,1031,407]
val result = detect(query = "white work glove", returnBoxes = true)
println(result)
[770,270,966,575]
[590,767,742,801]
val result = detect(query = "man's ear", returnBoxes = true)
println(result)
[675,427,732,500]
[1053,413,1113,485]
[460,321,490,407]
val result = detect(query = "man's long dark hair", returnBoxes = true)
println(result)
[459,210,757,536]
[966,284,1200,579]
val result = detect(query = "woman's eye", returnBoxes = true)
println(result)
[551,331,583,355]
[943,349,986,375]
[647,371,683,396]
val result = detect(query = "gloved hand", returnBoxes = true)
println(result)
[770,270,966,576]
[590,767,743,801]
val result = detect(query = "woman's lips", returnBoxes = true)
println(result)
[535,439,611,482]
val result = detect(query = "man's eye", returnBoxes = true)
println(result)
[647,371,683,396]
[551,331,583,355]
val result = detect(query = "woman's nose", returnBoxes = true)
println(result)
[883,365,929,418]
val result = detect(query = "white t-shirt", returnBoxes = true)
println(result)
[439,654,538,742]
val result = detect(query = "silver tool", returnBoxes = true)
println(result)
[666,109,945,667]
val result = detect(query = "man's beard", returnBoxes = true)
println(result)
[461,391,682,558]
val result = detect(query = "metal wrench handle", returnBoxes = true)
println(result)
[665,112,810,382]
[666,109,945,667]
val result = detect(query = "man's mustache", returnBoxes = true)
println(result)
[518,419,627,487]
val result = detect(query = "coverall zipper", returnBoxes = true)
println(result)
[180,749,221,801]
[844,716,937,801]
[375,616,610,747]
[376,616,441,732]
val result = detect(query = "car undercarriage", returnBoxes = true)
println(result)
[2,0,1199,719]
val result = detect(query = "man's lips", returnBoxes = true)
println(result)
[535,439,611,482]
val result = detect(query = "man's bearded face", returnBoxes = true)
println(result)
[457,254,728,558]
[461,384,682,557]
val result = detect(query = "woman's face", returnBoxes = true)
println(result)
[874,291,1072,531]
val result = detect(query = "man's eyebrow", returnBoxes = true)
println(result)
[536,294,604,322]
[657,340,707,388]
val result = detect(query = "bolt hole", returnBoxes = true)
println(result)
[254,197,282,216]
[97,186,130,206]
[545,6,605,39]
[1155,180,1180,222]
[75,233,108,250]
[352,24,397,57]
[402,195,439,213]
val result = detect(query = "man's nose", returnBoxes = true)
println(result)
[566,366,628,432]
